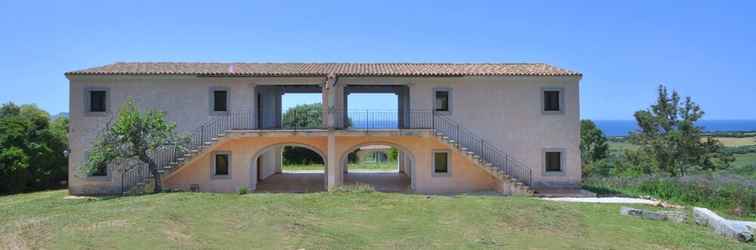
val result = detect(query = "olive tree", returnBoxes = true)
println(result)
[81,98,187,192]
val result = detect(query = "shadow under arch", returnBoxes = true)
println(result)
[339,140,416,192]
[250,142,328,192]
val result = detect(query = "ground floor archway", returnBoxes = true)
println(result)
[251,143,327,193]
[339,141,415,192]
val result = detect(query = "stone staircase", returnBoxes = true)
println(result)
[123,111,534,195]
[160,133,227,176]
[432,130,534,195]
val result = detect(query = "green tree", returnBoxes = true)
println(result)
[82,98,187,192]
[0,103,68,194]
[580,119,610,177]
[282,103,322,129]
[387,147,398,162]
[630,85,732,176]
[580,120,609,164]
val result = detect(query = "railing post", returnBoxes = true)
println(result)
[121,171,125,195]
[431,110,435,130]
[200,126,205,143]
[455,124,460,143]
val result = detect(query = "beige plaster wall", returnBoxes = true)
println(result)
[162,134,497,194]
[68,74,580,194]
[340,76,581,188]
[67,75,323,195]
[164,136,328,192]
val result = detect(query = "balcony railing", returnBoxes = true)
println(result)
[335,110,434,130]
[121,108,531,193]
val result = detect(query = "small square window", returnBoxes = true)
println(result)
[91,163,108,177]
[433,151,449,175]
[213,90,228,112]
[545,151,562,172]
[84,152,110,179]
[543,90,561,112]
[89,90,107,112]
[214,153,230,176]
[434,90,450,112]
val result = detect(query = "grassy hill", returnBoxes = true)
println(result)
[1,190,751,249]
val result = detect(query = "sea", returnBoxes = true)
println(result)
[594,120,756,137]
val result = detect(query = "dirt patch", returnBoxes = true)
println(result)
[0,233,29,250]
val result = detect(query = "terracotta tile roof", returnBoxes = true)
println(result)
[66,62,581,77]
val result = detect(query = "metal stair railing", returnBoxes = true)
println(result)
[120,110,531,193]
[121,112,254,194]
[432,114,532,187]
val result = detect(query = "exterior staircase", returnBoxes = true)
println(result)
[121,111,534,195]
[430,116,534,195]
[121,113,251,193]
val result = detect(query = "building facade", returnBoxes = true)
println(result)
[66,63,581,195]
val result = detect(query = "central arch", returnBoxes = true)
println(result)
[250,142,328,192]
[339,141,416,192]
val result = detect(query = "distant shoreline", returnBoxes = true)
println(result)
[593,120,756,137]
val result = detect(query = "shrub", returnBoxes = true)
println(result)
[583,174,755,217]
[238,187,249,195]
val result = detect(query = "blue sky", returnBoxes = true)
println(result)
[1,0,754,119]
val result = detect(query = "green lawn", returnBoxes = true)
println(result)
[283,162,398,172]
[729,152,756,179]
[347,161,398,171]
[282,164,326,171]
[1,190,751,249]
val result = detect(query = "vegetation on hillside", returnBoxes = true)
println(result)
[581,85,754,218]
[0,190,750,249]
[0,103,68,194]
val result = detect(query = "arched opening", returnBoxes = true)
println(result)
[341,142,414,192]
[252,143,326,193]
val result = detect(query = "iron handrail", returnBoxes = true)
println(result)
[122,109,532,193]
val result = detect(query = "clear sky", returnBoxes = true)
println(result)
[1,0,754,120]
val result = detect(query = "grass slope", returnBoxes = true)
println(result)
[1,190,751,249]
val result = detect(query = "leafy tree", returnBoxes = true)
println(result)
[82,98,187,193]
[387,147,399,162]
[580,120,609,164]
[0,103,68,194]
[282,103,322,129]
[282,146,324,165]
[630,85,732,176]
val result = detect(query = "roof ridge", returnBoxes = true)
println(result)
[108,62,548,65]
[65,62,582,77]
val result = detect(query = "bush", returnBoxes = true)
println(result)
[583,174,756,217]
[238,187,249,195]
[282,146,324,165]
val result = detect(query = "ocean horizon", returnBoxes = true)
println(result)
[593,120,756,137]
